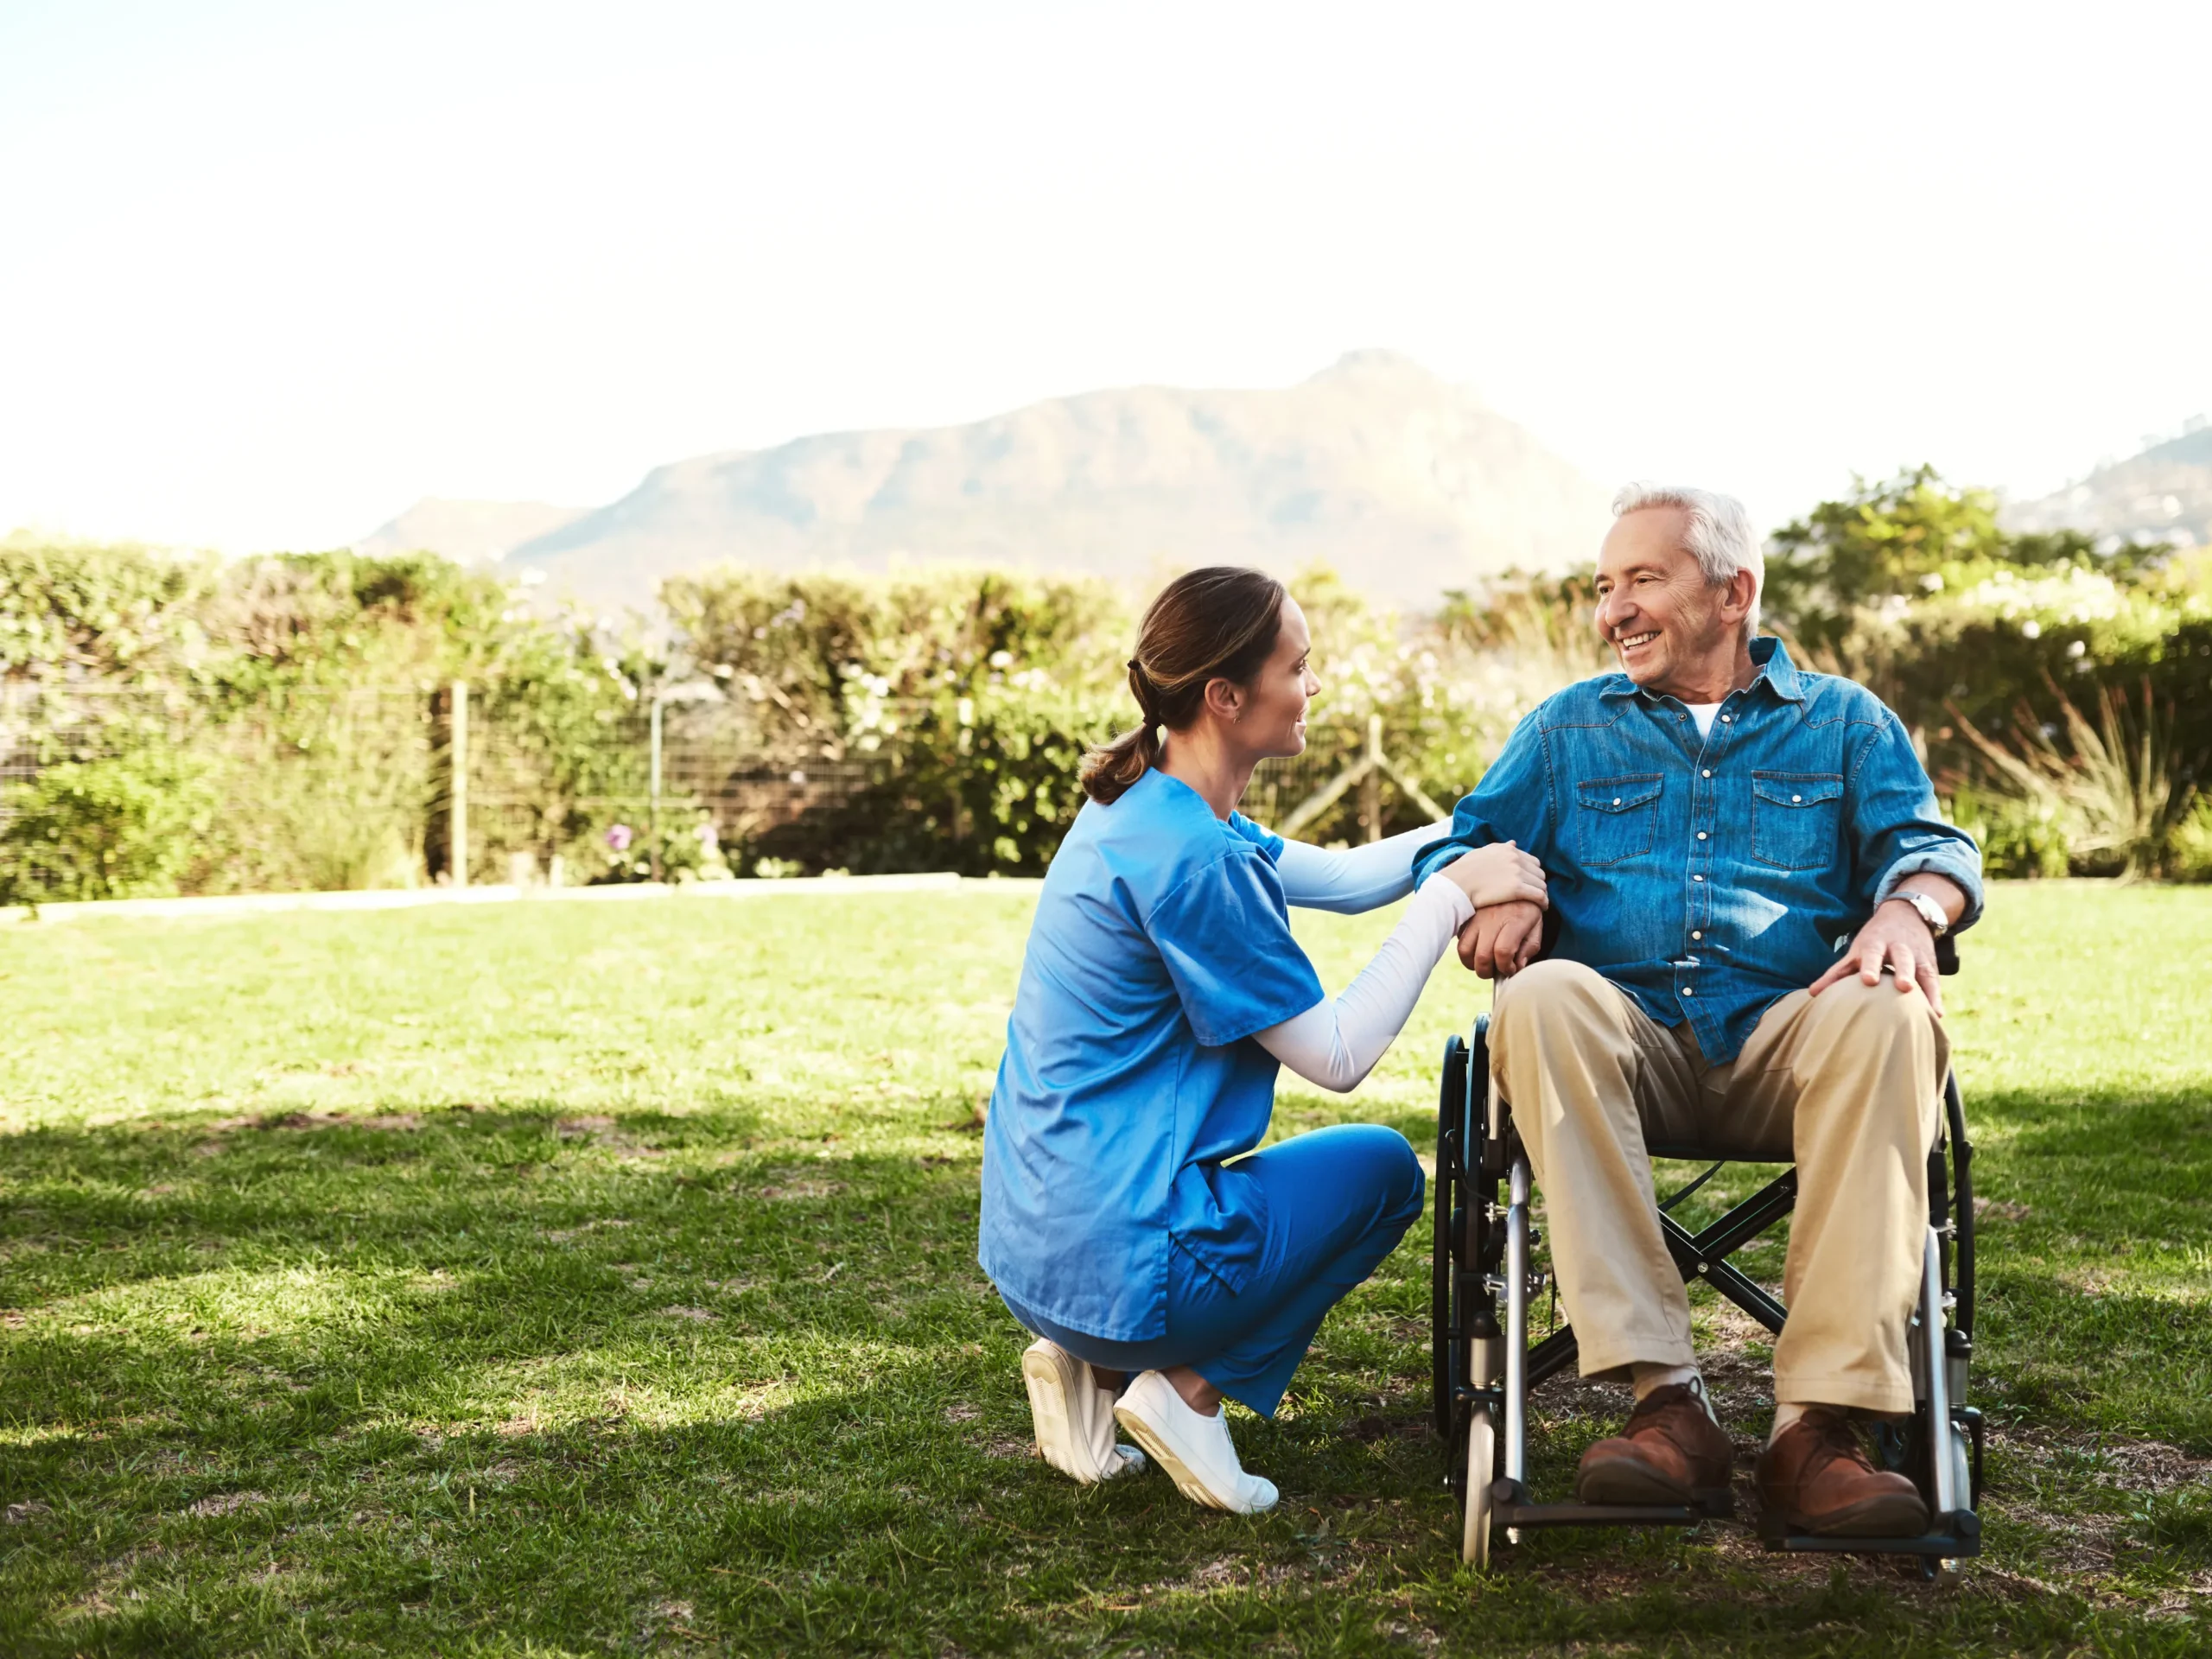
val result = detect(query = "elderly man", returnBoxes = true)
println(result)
[1413,483,1982,1537]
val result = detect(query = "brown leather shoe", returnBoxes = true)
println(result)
[1574,1382,1733,1506]
[1756,1408,1929,1537]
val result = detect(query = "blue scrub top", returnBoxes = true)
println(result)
[977,767,1325,1344]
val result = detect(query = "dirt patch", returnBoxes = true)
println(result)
[4,1501,51,1524]
[1346,1414,1430,1444]
[755,1179,847,1201]
[658,1305,717,1323]
[542,1218,631,1242]
[183,1491,264,1518]
[207,1110,423,1133]
[2001,1427,2212,1493]
[556,1116,663,1153]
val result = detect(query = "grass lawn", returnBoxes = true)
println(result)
[1,880,2208,1656]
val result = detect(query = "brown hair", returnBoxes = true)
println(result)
[1078,566,1288,804]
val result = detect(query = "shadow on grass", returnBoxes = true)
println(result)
[2,1096,2208,1654]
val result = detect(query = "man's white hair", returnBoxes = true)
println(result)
[1611,481,1764,634]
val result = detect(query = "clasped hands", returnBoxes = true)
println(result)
[1433,844,1548,978]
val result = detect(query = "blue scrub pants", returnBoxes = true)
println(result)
[1000,1123,1426,1418]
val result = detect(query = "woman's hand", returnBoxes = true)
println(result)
[1438,841,1548,911]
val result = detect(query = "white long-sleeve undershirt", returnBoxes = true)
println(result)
[1272,823,1438,914]
[1254,873,1476,1093]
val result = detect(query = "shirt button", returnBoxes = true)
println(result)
[1792,794,1802,803]
[1682,986,1694,996]
[1612,798,1621,805]
[1721,715,1732,723]
[1696,831,1708,840]
[1692,930,1703,940]
[1702,769,1712,778]
[1694,874,1704,881]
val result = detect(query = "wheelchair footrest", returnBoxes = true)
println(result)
[1760,1509,1980,1558]
[1490,1478,1732,1529]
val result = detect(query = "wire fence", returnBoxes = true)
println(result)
[0,680,1446,902]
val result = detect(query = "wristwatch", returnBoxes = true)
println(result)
[1891,889,1950,938]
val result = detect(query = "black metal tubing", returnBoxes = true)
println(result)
[1947,1072,1975,1339]
[1659,1160,1726,1213]
[1656,1174,1800,1335]
[1528,1328,1580,1389]
[1764,1511,1980,1558]
[1431,1036,1466,1441]
[1662,1236,1790,1333]
[1491,1478,1730,1529]
[1675,1169,1801,1263]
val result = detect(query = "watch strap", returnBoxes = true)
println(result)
[1896,889,1949,937]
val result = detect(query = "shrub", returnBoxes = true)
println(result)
[1943,785,2072,880]
[2166,797,2212,884]
[1948,678,2201,880]
[666,568,1130,874]
[0,747,219,905]
[584,810,733,885]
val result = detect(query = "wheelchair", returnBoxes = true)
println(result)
[1430,950,1983,1578]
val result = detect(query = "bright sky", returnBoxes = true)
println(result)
[2,0,2205,553]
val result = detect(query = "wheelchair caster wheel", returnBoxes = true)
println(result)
[1461,1405,1496,1568]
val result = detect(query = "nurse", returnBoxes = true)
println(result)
[978,567,1547,1514]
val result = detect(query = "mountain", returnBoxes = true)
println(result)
[354,498,592,564]
[2005,422,2211,551]
[449,353,1612,610]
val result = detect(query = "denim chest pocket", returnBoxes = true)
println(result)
[1574,774,1663,867]
[1751,772,1845,870]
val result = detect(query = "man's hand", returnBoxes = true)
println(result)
[1456,899,1545,980]
[1808,898,1947,1015]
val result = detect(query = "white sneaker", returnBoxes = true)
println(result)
[1112,1370,1278,1514]
[1020,1339,1147,1484]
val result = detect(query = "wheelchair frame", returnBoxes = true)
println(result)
[1431,1008,1985,1576]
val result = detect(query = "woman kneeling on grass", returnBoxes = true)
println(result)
[977,567,1546,1514]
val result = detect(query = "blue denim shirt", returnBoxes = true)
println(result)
[1412,639,1983,1063]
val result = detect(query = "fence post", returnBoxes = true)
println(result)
[449,680,469,888]
[649,691,664,883]
[1361,713,1384,842]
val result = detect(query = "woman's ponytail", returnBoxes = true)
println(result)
[1078,568,1286,805]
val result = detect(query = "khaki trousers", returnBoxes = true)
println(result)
[1487,959,1948,1414]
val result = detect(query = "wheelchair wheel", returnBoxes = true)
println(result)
[1431,1036,1467,1444]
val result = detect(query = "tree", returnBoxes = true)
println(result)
[1765,467,2159,652]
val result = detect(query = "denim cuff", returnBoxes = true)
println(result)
[1873,853,1985,931]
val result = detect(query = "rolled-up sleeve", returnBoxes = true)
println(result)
[1411,711,1554,888]
[1850,710,1985,931]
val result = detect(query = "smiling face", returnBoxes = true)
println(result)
[1224,594,1319,760]
[1592,506,1753,702]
